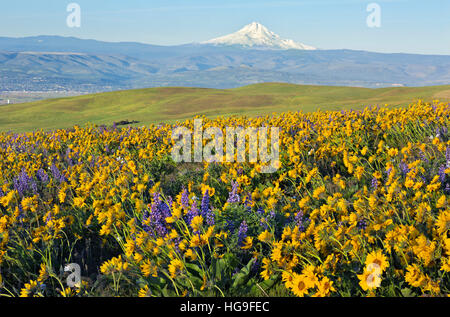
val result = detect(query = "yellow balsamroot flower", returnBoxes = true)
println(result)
[201,184,215,196]
[73,197,86,208]
[436,195,447,209]
[365,250,389,273]
[201,226,215,242]
[100,255,128,275]
[298,196,310,209]
[0,216,8,234]
[60,287,75,297]
[258,230,273,243]
[20,280,38,297]
[266,196,278,209]
[316,276,336,297]
[140,259,158,278]
[361,146,368,156]
[189,234,204,248]
[138,285,150,297]
[290,273,314,297]
[282,271,295,289]
[241,236,253,250]
[190,215,203,232]
[404,178,415,188]
[21,196,38,212]
[440,257,450,272]
[426,176,441,193]
[124,238,136,257]
[404,263,426,288]
[37,263,48,282]
[168,258,184,278]
[166,206,182,224]
[358,269,382,291]
[58,188,67,204]
[412,235,436,266]
[0,190,16,207]
[184,248,198,261]
[436,209,450,236]
[260,258,273,281]
[354,165,365,181]
[302,265,320,287]
[387,147,399,157]
[312,185,326,200]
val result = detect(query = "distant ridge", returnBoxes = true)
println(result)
[0,34,450,92]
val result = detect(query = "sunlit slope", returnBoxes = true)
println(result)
[1,83,449,133]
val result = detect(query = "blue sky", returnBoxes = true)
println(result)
[1,0,449,54]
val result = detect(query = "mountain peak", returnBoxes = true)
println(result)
[241,22,268,33]
[203,22,316,50]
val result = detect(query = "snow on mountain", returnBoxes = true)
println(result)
[202,22,316,50]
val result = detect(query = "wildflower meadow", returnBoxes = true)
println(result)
[0,100,449,297]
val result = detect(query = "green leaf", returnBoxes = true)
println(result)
[401,288,415,297]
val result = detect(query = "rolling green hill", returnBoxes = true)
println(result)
[1,83,450,133]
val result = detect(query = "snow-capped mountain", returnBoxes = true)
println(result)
[202,22,316,50]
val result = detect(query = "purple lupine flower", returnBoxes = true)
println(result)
[237,221,248,246]
[419,151,429,164]
[438,165,446,183]
[206,210,215,226]
[251,258,261,275]
[201,190,215,226]
[225,219,235,233]
[89,156,96,169]
[45,212,52,225]
[268,210,276,220]
[446,146,450,168]
[399,162,410,176]
[147,193,169,237]
[371,178,378,191]
[165,196,173,217]
[13,169,33,197]
[357,219,367,230]
[185,196,199,225]
[260,218,269,230]
[17,206,25,224]
[172,237,183,254]
[201,190,210,216]
[244,193,252,212]
[36,169,49,183]
[142,210,151,233]
[50,163,61,181]
[181,188,189,210]
[30,181,38,194]
[294,211,308,232]
[385,167,392,178]
[227,181,240,203]
[0,188,4,197]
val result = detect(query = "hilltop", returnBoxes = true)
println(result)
[1,83,449,133]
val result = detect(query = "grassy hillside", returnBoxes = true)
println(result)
[1,83,449,133]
